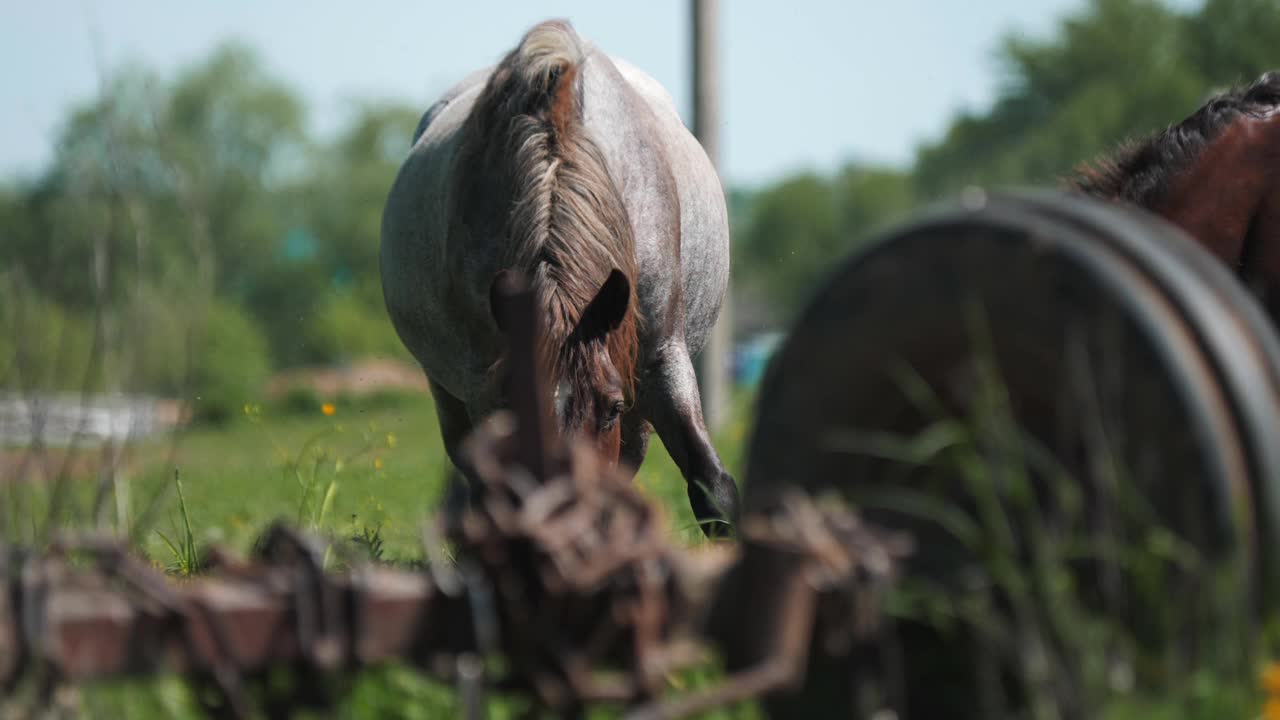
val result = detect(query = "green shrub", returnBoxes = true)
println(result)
[273,384,324,416]
[304,288,408,364]
[127,283,200,396]
[188,300,271,425]
[0,287,99,392]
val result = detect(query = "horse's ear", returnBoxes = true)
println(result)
[489,269,522,334]
[575,269,630,341]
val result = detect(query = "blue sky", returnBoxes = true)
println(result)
[0,0,1197,187]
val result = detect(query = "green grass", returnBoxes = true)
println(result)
[112,390,755,566]
[132,397,453,563]
[154,468,202,575]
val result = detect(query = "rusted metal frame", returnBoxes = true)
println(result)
[0,545,466,685]
[0,501,898,719]
[625,493,909,720]
[489,269,557,484]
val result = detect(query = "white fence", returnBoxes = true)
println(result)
[0,393,184,446]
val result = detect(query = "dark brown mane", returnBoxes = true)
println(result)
[1071,71,1280,207]
[456,19,640,402]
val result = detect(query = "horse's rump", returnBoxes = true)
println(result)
[451,19,642,403]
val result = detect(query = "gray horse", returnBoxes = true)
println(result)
[380,19,740,536]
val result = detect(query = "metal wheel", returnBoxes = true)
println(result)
[742,189,1280,719]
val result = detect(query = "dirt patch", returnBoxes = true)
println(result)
[266,358,430,399]
[0,445,133,484]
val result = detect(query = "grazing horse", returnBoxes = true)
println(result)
[380,19,740,536]
[1071,70,1280,316]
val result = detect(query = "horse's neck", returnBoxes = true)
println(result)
[1153,118,1274,268]
[1240,119,1280,302]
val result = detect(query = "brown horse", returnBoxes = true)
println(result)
[1071,70,1280,316]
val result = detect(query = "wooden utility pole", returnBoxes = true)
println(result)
[691,0,732,430]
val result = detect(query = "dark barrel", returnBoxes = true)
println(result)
[741,189,1280,718]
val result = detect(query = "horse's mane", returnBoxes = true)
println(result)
[1071,71,1280,207]
[457,19,640,401]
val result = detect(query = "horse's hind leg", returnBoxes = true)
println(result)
[642,344,741,538]
[427,379,476,516]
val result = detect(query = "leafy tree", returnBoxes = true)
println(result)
[187,299,271,424]
[285,101,420,365]
[157,42,310,309]
[0,284,99,393]
[732,0,1280,319]
[734,165,916,318]
[913,0,1206,199]
[304,280,411,364]
[833,165,915,247]
[1189,0,1280,84]
[911,0,1280,202]
[735,173,839,317]
[3,42,422,376]
[305,102,420,278]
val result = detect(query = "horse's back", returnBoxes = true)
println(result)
[589,54,730,357]
[412,65,494,146]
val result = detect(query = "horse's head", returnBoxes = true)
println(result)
[489,267,636,464]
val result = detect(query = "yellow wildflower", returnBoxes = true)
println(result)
[321,402,336,416]
[1265,697,1280,720]
[374,457,384,471]
[1264,662,1280,695]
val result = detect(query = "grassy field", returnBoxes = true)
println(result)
[120,390,756,565]
[0,389,756,566]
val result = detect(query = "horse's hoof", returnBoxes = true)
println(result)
[690,472,741,540]
[442,470,472,517]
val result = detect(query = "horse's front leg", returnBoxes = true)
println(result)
[618,412,652,481]
[642,343,741,538]
[428,379,477,517]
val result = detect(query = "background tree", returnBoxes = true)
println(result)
[732,0,1280,322]
[3,0,1278,412]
